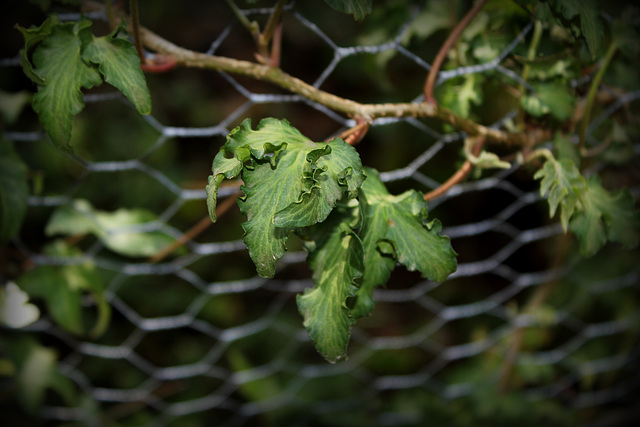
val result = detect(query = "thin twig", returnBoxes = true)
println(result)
[578,43,618,153]
[148,193,239,263]
[105,0,117,30]
[423,136,485,201]
[336,118,370,146]
[258,0,287,65]
[129,0,146,64]
[423,0,489,104]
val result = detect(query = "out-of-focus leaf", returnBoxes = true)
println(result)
[0,138,29,243]
[324,0,372,20]
[46,199,175,257]
[0,282,40,328]
[521,81,575,121]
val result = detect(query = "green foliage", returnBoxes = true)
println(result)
[324,0,372,21]
[45,199,176,258]
[535,151,640,257]
[537,0,604,59]
[17,240,111,337]
[16,15,151,152]
[0,139,28,243]
[0,335,77,414]
[206,117,365,278]
[521,81,575,121]
[207,119,457,361]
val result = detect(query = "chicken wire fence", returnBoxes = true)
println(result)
[2,1,640,426]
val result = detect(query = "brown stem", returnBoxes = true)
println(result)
[258,0,286,65]
[148,194,239,263]
[80,0,550,148]
[336,118,370,146]
[423,0,489,104]
[423,136,485,201]
[129,0,146,64]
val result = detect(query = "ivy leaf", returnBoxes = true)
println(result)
[324,0,372,20]
[521,81,575,121]
[45,199,175,258]
[29,19,103,152]
[0,138,29,243]
[82,23,151,115]
[206,118,365,278]
[570,176,640,256]
[534,155,584,231]
[353,168,457,319]
[298,211,364,363]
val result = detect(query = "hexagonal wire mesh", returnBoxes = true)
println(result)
[2,1,640,426]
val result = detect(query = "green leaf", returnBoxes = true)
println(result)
[18,266,84,335]
[353,168,457,318]
[521,81,576,121]
[15,15,60,85]
[570,176,640,256]
[82,23,151,115]
[0,138,29,243]
[298,213,364,362]
[45,199,175,257]
[0,336,77,414]
[16,240,110,337]
[553,0,603,59]
[30,18,102,152]
[533,155,584,231]
[206,118,365,278]
[324,0,372,20]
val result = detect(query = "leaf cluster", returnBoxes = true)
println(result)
[16,15,151,152]
[207,118,457,361]
[534,139,640,257]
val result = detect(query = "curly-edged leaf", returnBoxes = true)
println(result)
[298,215,364,362]
[82,23,151,115]
[207,118,365,278]
[45,199,175,257]
[521,81,575,121]
[324,0,372,20]
[0,139,29,243]
[570,176,640,256]
[274,138,365,228]
[353,168,457,319]
[30,19,102,152]
[15,15,60,85]
[534,156,584,231]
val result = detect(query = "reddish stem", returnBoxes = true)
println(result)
[423,137,485,201]
[423,0,489,104]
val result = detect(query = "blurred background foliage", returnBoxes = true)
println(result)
[1,0,639,426]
